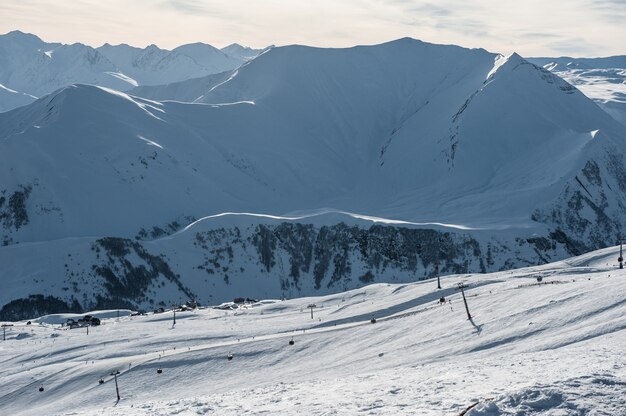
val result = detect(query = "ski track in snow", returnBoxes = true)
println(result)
[0,247,624,415]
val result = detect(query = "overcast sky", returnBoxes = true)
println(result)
[0,0,624,56]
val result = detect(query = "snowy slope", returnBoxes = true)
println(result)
[0,83,36,112]
[529,56,626,127]
[221,43,266,60]
[0,32,254,112]
[0,31,135,100]
[97,42,245,86]
[128,71,232,102]
[95,43,169,82]
[0,246,624,415]
[2,40,624,241]
[136,43,626,225]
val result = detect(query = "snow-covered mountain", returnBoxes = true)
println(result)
[0,83,36,113]
[0,211,574,319]
[1,38,625,318]
[529,56,626,71]
[0,246,624,415]
[221,43,266,60]
[529,55,626,127]
[97,42,245,86]
[129,71,231,102]
[0,31,256,112]
[0,31,135,101]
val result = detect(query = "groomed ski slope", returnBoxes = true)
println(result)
[1,246,624,415]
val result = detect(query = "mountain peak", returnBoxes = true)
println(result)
[378,37,424,47]
[3,30,42,40]
[99,42,140,50]
[223,43,245,49]
[0,83,165,137]
[1,30,45,46]
[221,43,265,60]
[486,52,528,79]
[174,42,219,51]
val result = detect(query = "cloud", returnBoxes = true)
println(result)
[590,0,626,8]
[518,33,562,40]
[545,37,602,56]
[388,1,490,37]
[161,0,209,14]
[406,2,454,17]
[587,0,626,24]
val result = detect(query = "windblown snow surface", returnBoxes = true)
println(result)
[0,246,624,415]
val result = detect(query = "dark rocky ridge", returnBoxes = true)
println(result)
[0,221,575,321]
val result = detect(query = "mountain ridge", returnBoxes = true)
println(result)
[2,40,624,240]
[0,31,260,111]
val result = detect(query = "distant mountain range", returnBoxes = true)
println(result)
[0,34,625,320]
[0,30,263,111]
[527,56,626,127]
[2,30,625,126]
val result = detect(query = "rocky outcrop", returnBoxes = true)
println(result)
[532,153,626,254]
[0,185,32,245]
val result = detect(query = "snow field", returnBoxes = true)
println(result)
[1,246,624,415]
